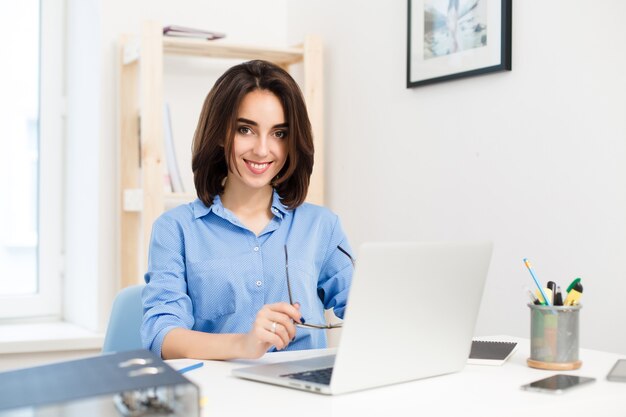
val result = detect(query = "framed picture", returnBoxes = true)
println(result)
[407,0,512,88]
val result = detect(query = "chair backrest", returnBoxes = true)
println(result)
[102,284,144,353]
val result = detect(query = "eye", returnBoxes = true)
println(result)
[274,130,287,139]
[238,126,252,135]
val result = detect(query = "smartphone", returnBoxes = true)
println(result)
[607,359,626,382]
[520,374,596,394]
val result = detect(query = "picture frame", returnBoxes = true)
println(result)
[407,0,512,88]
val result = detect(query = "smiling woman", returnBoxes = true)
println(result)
[141,60,354,361]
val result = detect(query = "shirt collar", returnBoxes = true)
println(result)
[270,190,289,219]
[192,190,290,220]
[192,197,212,219]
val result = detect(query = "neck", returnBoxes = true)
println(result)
[221,182,274,216]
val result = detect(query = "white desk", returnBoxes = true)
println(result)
[169,336,625,417]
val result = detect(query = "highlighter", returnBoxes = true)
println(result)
[536,288,553,306]
[564,282,583,306]
[566,277,582,293]
[546,281,557,304]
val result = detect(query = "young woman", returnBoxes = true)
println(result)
[141,60,354,360]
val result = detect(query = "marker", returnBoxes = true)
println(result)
[523,258,551,306]
[554,286,564,306]
[566,277,582,293]
[178,362,204,374]
[564,282,583,306]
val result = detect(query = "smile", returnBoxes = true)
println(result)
[244,159,272,174]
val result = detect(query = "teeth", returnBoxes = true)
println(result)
[249,162,268,169]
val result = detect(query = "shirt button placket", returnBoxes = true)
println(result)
[253,241,263,291]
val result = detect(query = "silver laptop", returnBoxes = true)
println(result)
[232,241,493,395]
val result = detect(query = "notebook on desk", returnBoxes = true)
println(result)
[232,241,493,395]
[468,340,518,365]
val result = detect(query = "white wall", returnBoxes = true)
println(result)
[287,0,626,354]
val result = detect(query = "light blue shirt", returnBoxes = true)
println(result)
[141,190,354,358]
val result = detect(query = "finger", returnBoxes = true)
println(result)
[262,320,288,350]
[266,302,302,323]
[264,330,287,350]
[272,322,291,349]
[265,311,297,341]
[252,321,286,350]
[253,307,294,346]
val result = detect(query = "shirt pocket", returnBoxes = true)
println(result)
[186,258,236,321]
[289,259,324,324]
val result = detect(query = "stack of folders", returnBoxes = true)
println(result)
[467,340,518,366]
[0,349,199,417]
[163,25,225,40]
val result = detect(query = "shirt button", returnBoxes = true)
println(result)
[256,280,262,287]
[272,208,278,214]
[253,246,259,252]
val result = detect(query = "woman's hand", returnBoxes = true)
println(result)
[240,302,302,359]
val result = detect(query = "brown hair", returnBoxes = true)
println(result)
[191,60,314,209]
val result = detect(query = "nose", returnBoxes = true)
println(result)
[253,134,269,158]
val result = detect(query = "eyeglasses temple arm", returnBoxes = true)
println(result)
[284,245,294,305]
[337,245,355,266]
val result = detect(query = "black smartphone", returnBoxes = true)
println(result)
[607,359,626,382]
[520,374,596,394]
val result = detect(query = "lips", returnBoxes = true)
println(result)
[244,159,272,175]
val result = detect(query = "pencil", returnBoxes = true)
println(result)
[523,258,551,306]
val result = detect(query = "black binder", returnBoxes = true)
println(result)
[0,349,199,416]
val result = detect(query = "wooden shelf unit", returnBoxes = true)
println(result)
[119,21,324,288]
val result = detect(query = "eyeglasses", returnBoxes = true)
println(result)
[284,245,343,330]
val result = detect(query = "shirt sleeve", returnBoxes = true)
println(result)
[140,214,194,358]
[317,216,354,319]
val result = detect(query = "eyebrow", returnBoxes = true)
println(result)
[237,118,288,129]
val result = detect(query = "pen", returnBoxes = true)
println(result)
[523,258,551,306]
[526,287,540,305]
[177,362,204,374]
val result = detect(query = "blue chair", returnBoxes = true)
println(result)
[102,284,145,353]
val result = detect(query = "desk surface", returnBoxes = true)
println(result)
[169,336,625,417]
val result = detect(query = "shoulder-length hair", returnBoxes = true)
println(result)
[191,60,314,209]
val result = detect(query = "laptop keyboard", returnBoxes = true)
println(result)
[281,367,334,385]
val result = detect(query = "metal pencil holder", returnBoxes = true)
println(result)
[527,303,582,370]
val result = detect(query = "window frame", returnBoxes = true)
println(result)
[0,0,64,319]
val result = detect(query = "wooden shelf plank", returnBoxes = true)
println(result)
[140,21,166,274]
[163,37,304,65]
[119,34,141,287]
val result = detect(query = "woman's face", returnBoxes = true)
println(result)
[228,89,288,193]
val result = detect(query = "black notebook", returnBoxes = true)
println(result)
[467,340,518,365]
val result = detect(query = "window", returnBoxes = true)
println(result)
[0,0,64,319]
